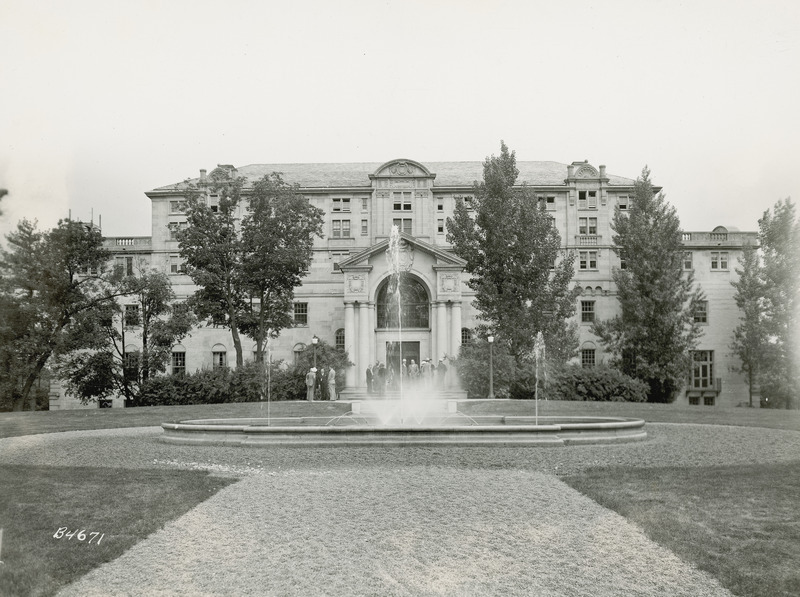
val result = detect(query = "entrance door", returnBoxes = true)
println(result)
[386,341,420,383]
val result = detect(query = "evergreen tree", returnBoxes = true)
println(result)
[592,167,704,403]
[730,245,766,407]
[756,198,800,408]
[447,141,579,363]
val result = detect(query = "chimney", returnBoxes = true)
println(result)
[200,169,207,182]
[567,164,574,178]
[599,165,606,178]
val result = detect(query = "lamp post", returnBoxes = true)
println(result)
[311,335,318,369]
[487,335,495,399]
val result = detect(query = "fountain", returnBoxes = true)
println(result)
[161,226,646,447]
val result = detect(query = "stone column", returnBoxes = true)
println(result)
[436,301,448,361]
[359,302,370,389]
[450,301,462,358]
[344,302,356,388]
[368,302,376,368]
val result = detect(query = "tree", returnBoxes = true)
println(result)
[56,265,195,405]
[446,141,579,363]
[0,219,119,410]
[592,166,704,403]
[756,198,800,408]
[178,168,324,367]
[239,173,324,362]
[730,245,766,407]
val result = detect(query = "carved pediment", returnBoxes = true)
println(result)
[371,159,433,179]
[576,164,599,178]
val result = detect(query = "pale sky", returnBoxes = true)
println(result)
[1,0,798,239]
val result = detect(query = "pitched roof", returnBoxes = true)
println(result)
[149,161,636,192]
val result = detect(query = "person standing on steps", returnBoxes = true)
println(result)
[328,365,337,401]
[306,367,317,401]
[366,363,373,394]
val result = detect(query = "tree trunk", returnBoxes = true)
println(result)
[16,352,51,411]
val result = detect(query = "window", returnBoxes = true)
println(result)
[618,195,629,210]
[293,302,308,326]
[693,301,708,324]
[116,256,134,277]
[332,198,351,212]
[377,277,429,329]
[683,252,693,270]
[331,251,348,270]
[361,219,368,236]
[537,195,556,211]
[461,328,473,345]
[171,351,186,376]
[335,329,345,350]
[361,198,368,211]
[124,304,139,327]
[212,347,227,370]
[293,343,306,367]
[169,255,185,275]
[455,195,474,210]
[437,199,444,212]
[392,218,412,234]
[691,350,714,389]
[332,219,350,238]
[123,351,139,382]
[620,257,627,270]
[169,221,188,240]
[689,395,700,406]
[581,349,596,368]
[711,251,729,270]
[704,396,715,406]
[579,251,598,270]
[208,194,219,213]
[578,191,597,209]
[581,300,595,323]
[392,192,412,211]
[578,217,597,235]
[170,201,186,213]
[437,219,444,234]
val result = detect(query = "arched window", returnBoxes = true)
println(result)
[461,328,473,345]
[377,276,430,329]
[212,343,227,370]
[293,343,307,367]
[335,329,345,350]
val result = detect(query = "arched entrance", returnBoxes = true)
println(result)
[375,274,430,379]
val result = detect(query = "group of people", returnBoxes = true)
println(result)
[305,365,337,402]
[365,358,447,395]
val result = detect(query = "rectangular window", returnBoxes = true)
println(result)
[689,395,700,406]
[124,304,139,327]
[123,351,138,382]
[169,221,188,240]
[694,301,708,324]
[169,255,185,275]
[361,219,368,236]
[170,200,186,213]
[578,217,597,235]
[537,195,556,210]
[437,219,444,234]
[578,191,598,209]
[392,218,412,234]
[581,300,595,323]
[392,192,411,211]
[455,195,474,210]
[332,220,350,238]
[581,349,596,368]
[579,251,597,270]
[116,256,134,276]
[171,352,186,376]
[293,302,308,326]
[683,252,693,270]
[692,350,714,389]
[332,198,351,212]
[208,194,219,213]
[212,351,227,370]
[711,251,729,270]
[704,396,715,406]
[437,199,444,212]
[618,195,629,210]
[361,198,368,211]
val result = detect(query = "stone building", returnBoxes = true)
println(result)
[49,158,757,409]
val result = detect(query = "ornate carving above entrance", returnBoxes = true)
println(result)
[440,273,460,293]
[347,274,366,294]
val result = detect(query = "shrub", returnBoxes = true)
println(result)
[548,364,648,402]
[456,340,518,399]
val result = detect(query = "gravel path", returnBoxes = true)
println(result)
[2,423,798,596]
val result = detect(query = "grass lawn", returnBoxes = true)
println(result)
[563,462,800,597]
[0,465,237,597]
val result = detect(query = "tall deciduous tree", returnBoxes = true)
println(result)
[178,169,324,367]
[756,198,800,408]
[447,141,579,363]
[592,166,704,403]
[57,265,195,404]
[0,219,118,410]
[730,245,766,407]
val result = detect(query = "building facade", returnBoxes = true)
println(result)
[49,158,758,409]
